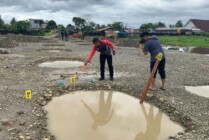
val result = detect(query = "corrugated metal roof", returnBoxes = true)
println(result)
[189,19,209,32]
[96,27,112,32]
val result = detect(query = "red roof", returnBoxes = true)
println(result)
[189,19,209,32]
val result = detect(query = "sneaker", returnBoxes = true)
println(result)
[99,77,105,81]
[110,77,114,81]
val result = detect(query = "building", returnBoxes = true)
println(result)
[155,27,202,35]
[29,19,48,30]
[125,28,141,37]
[185,19,209,32]
[96,27,118,37]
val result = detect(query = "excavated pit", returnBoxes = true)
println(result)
[44,91,184,140]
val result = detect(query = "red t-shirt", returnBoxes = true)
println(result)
[87,40,115,62]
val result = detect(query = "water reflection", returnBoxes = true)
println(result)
[81,91,114,130]
[135,104,163,140]
[44,91,183,140]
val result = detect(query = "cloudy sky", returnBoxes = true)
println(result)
[0,0,209,28]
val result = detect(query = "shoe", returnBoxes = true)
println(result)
[149,88,156,91]
[160,87,166,91]
[99,77,105,81]
[110,77,114,81]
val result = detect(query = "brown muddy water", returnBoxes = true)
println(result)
[38,61,84,69]
[185,86,209,98]
[44,91,184,140]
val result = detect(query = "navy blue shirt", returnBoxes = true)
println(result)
[143,35,166,62]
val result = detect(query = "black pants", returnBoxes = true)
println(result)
[100,55,114,78]
[150,59,166,79]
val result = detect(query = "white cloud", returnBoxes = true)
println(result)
[0,0,209,28]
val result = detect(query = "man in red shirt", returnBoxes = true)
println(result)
[85,37,116,81]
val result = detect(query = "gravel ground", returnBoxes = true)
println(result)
[0,36,209,140]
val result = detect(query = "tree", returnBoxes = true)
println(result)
[175,20,183,27]
[140,23,157,30]
[0,16,4,29]
[112,22,124,31]
[169,24,175,28]
[58,24,65,31]
[156,22,166,28]
[100,24,106,28]
[95,24,101,30]
[16,20,30,33]
[89,22,96,28]
[46,20,58,30]
[72,17,86,31]
[83,25,95,34]
[10,17,17,31]
[10,18,16,26]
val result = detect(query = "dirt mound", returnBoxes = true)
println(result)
[191,47,209,54]
[0,34,52,48]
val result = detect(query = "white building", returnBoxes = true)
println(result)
[185,19,209,32]
[29,19,48,30]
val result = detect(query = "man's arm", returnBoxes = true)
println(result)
[87,46,96,62]
[143,42,149,55]
[143,51,148,55]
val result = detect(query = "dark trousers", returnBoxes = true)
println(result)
[100,55,114,78]
[150,59,166,79]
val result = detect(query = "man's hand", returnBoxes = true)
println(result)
[113,50,116,55]
[84,60,90,65]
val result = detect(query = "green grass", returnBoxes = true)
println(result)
[120,35,209,48]
[44,32,52,36]
[158,36,209,48]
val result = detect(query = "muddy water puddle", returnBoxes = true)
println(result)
[44,91,183,140]
[38,61,84,68]
[185,86,209,98]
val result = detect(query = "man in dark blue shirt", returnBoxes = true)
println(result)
[140,32,166,91]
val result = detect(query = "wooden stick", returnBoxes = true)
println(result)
[80,64,87,72]
[140,60,160,104]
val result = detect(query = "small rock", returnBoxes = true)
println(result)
[7,128,16,132]
[1,119,10,126]
[159,97,165,102]
[19,121,26,126]
[171,100,175,104]
[19,135,25,140]
[44,94,52,100]
[40,100,47,106]
[178,132,184,135]
[147,94,153,98]
[16,110,25,115]
[25,136,31,140]
[169,136,175,139]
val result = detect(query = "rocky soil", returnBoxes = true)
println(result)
[0,35,209,140]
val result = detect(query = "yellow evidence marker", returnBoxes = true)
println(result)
[70,76,76,84]
[155,53,163,61]
[25,90,32,100]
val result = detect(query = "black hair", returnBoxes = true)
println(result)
[140,32,149,38]
[92,37,100,43]
[139,38,146,44]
